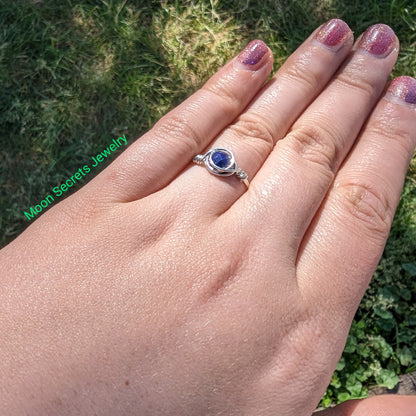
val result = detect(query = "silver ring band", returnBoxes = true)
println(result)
[193,148,249,188]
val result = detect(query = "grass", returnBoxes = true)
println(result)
[0,0,415,406]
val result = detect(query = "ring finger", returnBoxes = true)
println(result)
[173,19,354,213]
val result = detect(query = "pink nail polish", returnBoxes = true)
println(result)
[358,24,396,57]
[315,19,351,50]
[387,76,416,104]
[237,40,269,68]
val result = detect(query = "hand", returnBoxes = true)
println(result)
[1,19,415,415]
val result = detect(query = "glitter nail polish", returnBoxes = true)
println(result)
[358,24,396,57]
[237,40,269,67]
[387,76,416,104]
[315,19,351,50]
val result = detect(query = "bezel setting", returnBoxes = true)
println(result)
[192,148,249,188]
[205,149,236,176]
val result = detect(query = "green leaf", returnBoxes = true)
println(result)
[346,380,363,397]
[378,287,398,302]
[375,369,399,389]
[356,343,371,358]
[400,288,412,301]
[408,317,416,326]
[330,373,341,389]
[321,396,332,408]
[371,336,394,359]
[374,306,394,320]
[337,392,351,403]
[378,318,396,332]
[336,357,346,372]
[353,365,368,382]
[402,263,416,276]
[344,335,357,353]
[398,347,414,367]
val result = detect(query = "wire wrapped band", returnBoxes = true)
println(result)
[193,148,249,188]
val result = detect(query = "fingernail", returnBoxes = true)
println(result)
[315,19,351,51]
[237,39,269,69]
[386,76,416,105]
[358,24,396,57]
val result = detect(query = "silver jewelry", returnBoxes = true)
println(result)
[193,148,249,188]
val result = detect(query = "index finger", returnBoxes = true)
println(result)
[93,40,273,202]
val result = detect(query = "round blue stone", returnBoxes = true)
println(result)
[211,150,231,168]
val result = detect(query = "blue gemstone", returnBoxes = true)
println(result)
[211,150,231,168]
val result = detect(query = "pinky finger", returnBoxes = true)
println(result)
[297,76,416,318]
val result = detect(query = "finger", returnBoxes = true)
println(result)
[297,76,416,316]
[240,24,399,247]
[93,39,273,202]
[317,395,416,415]
[176,19,353,214]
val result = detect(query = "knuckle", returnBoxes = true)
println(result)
[152,79,246,153]
[230,112,275,151]
[153,110,201,153]
[368,115,416,155]
[203,83,240,119]
[335,180,392,237]
[285,123,338,178]
[281,58,320,92]
[335,71,375,100]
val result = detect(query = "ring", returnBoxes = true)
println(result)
[193,148,249,188]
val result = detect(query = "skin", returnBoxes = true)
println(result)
[0,20,415,415]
